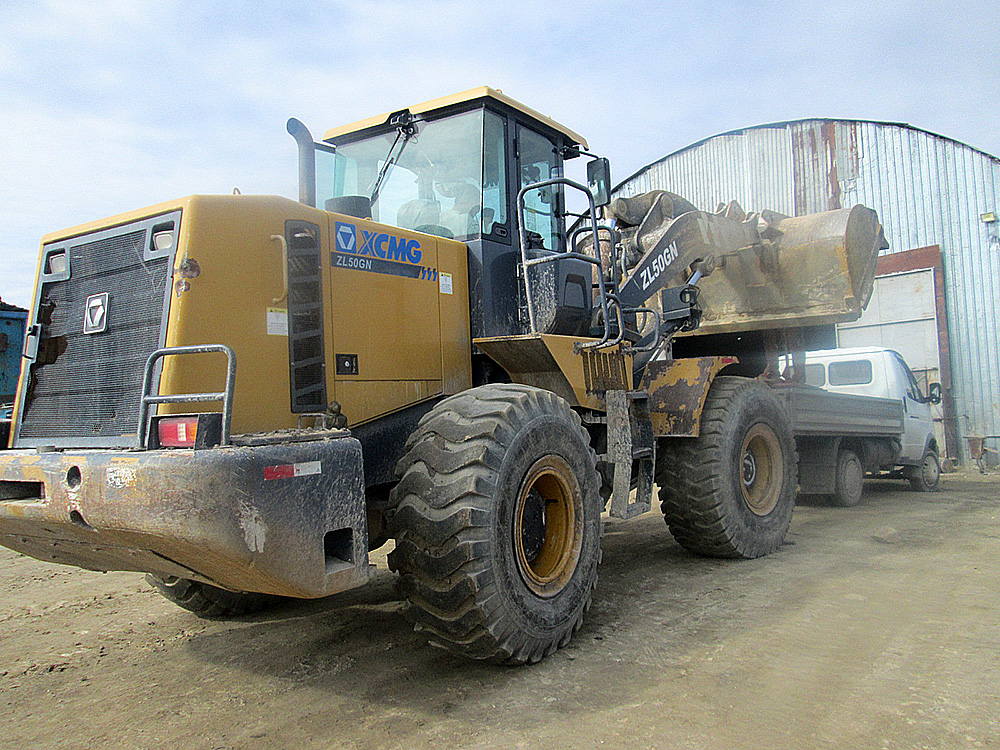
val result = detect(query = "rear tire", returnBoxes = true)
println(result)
[387,384,602,664]
[909,449,941,492]
[657,376,796,559]
[146,575,281,618]
[830,449,864,507]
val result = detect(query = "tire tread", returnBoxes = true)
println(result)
[146,575,280,618]
[387,384,599,664]
[657,376,796,559]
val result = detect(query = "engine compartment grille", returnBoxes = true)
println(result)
[17,214,177,446]
[285,220,327,413]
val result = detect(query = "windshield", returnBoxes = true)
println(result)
[317,108,507,241]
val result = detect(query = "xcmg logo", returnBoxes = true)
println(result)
[335,222,422,264]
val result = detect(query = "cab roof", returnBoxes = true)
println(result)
[803,347,899,359]
[322,86,588,149]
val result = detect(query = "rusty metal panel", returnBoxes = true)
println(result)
[639,356,736,437]
[790,121,860,214]
[616,118,1000,460]
[617,125,796,217]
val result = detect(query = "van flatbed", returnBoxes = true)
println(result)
[771,382,904,438]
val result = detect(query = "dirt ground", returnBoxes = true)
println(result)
[2,473,999,750]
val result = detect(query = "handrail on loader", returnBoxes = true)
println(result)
[136,345,237,448]
[516,177,624,351]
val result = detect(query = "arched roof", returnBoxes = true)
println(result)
[617,118,1000,192]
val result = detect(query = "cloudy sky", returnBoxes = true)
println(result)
[1,0,997,308]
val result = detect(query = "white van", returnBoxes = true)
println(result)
[795,347,941,498]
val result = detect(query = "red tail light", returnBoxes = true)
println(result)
[157,417,200,447]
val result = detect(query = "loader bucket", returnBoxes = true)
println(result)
[685,204,887,335]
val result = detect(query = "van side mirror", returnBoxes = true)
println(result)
[926,382,942,405]
[587,157,612,207]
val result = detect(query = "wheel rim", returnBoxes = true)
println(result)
[739,424,783,516]
[923,453,939,486]
[514,455,583,598]
[844,454,863,499]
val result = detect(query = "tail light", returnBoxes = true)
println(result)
[151,413,223,449]
[157,417,199,447]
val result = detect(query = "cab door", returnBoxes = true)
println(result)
[893,353,932,462]
[514,125,590,335]
[516,124,562,253]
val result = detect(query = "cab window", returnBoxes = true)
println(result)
[829,359,873,386]
[324,109,487,241]
[517,125,561,252]
[893,353,924,401]
[803,363,826,387]
[482,110,507,236]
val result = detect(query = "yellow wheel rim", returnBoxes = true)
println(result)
[514,455,583,598]
[740,424,783,516]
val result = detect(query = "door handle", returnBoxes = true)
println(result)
[270,234,288,305]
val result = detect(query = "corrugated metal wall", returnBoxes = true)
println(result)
[617,119,1000,460]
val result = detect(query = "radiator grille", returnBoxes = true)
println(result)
[19,221,173,444]
[285,220,327,412]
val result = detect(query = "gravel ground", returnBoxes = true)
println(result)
[2,472,998,750]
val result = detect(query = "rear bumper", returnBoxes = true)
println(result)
[0,434,369,598]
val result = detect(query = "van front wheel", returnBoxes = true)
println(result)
[909,449,940,492]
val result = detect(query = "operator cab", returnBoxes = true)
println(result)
[290,87,598,340]
[318,87,586,251]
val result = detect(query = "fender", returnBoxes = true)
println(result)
[639,356,738,437]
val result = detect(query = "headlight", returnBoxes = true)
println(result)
[152,231,175,252]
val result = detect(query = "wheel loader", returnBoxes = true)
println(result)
[0,87,898,664]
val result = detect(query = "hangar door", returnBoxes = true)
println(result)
[836,268,939,380]
[836,268,945,450]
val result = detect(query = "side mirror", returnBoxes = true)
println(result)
[926,382,942,405]
[587,157,612,207]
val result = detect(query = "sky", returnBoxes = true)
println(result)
[2,0,998,308]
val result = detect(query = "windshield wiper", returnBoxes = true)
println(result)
[370,111,417,205]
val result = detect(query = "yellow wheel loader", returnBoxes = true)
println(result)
[0,88,902,664]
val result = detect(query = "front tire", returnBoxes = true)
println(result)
[387,384,602,664]
[909,449,941,491]
[657,376,796,559]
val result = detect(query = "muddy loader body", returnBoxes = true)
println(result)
[1,193,471,599]
[0,87,912,663]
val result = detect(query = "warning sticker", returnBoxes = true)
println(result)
[267,308,288,336]
[439,272,453,295]
[264,460,322,480]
